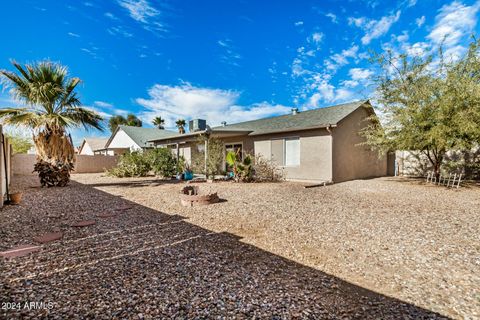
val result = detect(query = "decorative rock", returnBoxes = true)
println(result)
[33,232,64,243]
[70,220,96,227]
[97,212,117,218]
[0,245,41,258]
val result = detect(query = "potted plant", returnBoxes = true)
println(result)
[184,163,193,181]
[9,191,23,204]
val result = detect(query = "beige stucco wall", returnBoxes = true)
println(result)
[252,129,333,182]
[13,154,119,175]
[331,106,387,183]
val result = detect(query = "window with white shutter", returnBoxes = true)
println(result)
[284,138,300,166]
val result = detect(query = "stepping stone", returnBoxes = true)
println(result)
[96,212,117,218]
[70,220,96,227]
[33,232,63,244]
[0,245,41,259]
[115,205,133,211]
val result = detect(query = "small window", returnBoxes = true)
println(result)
[270,138,300,167]
[285,138,300,166]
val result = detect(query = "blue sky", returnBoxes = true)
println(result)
[0,0,479,145]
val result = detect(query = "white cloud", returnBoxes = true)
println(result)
[348,17,366,27]
[415,15,425,27]
[408,0,417,7]
[107,26,133,38]
[427,1,479,48]
[217,39,242,67]
[67,32,80,37]
[349,68,373,80]
[135,83,291,128]
[360,11,401,44]
[311,32,324,44]
[118,0,158,23]
[325,13,338,23]
[396,31,409,43]
[325,45,359,71]
[94,101,113,108]
[104,12,119,20]
[117,0,166,34]
[294,21,304,26]
[403,41,430,57]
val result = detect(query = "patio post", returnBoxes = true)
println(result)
[176,143,180,161]
[204,138,208,178]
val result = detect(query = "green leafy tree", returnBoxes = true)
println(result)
[109,114,142,132]
[0,61,103,186]
[152,116,165,129]
[175,119,186,134]
[6,133,33,154]
[362,38,480,180]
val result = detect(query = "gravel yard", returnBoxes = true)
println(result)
[1,174,479,319]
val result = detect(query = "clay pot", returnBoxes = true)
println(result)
[9,192,23,204]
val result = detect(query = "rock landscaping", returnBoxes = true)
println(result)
[0,174,478,319]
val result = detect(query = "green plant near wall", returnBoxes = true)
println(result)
[226,149,254,182]
[106,151,152,177]
[149,147,177,178]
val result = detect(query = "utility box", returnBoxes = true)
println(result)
[189,119,207,132]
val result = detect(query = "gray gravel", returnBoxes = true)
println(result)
[1,174,478,319]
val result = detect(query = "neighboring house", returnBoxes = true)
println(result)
[150,100,393,183]
[102,125,177,156]
[78,138,108,155]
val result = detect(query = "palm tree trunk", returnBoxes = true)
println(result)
[33,131,75,187]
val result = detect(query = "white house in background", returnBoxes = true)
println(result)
[101,125,177,156]
[78,138,109,155]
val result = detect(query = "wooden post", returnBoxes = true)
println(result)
[204,138,208,179]
[457,173,462,189]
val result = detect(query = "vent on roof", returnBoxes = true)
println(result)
[291,108,299,115]
[221,121,227,127]
[189,119,207,132]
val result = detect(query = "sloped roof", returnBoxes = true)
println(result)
[79,137,108,153]
[148,100,371,142]
[214,100,370,135]
[114,125,178,148]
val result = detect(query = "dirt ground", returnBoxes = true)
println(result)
[1,174,479,319]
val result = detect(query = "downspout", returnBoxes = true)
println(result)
[326,124,333,183]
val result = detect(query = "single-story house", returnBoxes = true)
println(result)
[78,138,109,155]
[101,125,177,156]
[149,100,393,183]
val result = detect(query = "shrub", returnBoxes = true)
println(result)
[106,151,151,177]
[190,137,225,178]
[226,150,254,182]
[149,148,177,178]
[253,154,285,182]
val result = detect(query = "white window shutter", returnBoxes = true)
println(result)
[285,138,300,166]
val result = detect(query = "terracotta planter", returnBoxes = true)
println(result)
[9,192,23,204]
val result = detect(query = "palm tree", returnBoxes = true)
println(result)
[126,114,142,127]
[152,116,165,129]
[0,61,103,186]
[108,114,142,132]
[176,119,186,134]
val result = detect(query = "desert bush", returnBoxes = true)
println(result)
[149,148,177,177]
[253,154,285,182]
[106,151,151,177]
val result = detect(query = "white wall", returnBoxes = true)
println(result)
[79,142,94,155]
[108,129,141,151]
